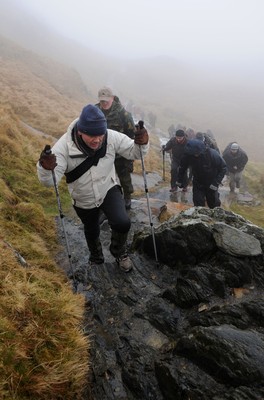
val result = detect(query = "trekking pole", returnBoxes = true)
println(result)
[137,122,158,263]
[43,145,77,292]
[162,147,166,181]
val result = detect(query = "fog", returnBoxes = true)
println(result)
[2,0,264,72]
[1,0,264,160]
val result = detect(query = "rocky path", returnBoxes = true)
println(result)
[131,171,255,208]
[55,172,262,400]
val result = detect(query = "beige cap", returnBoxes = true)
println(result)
[231,142,239,150]
[98,86,114,101]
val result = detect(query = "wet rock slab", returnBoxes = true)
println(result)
[57,204,264,400]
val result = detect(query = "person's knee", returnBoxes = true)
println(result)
[84,224,100,241]
[112,217,131,233]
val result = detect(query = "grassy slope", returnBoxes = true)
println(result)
[0,36,88,138]
[0,50,90,398]
[229,162,264,227]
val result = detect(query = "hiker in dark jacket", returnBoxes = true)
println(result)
[96,87,136,210]
[196,131,220,153]
[162,129,189,192]
[177,139,227,208]
[222,142,248,192]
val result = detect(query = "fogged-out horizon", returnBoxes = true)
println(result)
[1,0,264,161]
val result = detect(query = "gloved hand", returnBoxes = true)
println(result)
[162,145,166,151]
[135,121,149,145]
[175,181,184,188]
[209,184,218,191]
[39,145,57,170]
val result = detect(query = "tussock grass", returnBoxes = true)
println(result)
[0,106,71,215]
[0,106,89,399]
[243,161,264,197]
[0,240,88,400]
[230,204,264,227]
[230,161,264,227]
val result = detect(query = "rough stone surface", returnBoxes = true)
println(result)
[55,176,264,400]
[212,222,262,256]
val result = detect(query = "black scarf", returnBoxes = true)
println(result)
[64,124,108,184]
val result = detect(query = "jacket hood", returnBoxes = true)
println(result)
[185,139,206,156]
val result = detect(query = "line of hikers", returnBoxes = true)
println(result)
[162,128,248,206]
[37,86,248,272]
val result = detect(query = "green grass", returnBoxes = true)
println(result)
[229,161,264,227]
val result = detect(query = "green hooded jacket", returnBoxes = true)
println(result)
[96,96,135,139]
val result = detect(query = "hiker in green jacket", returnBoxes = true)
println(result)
[96,87,136,210]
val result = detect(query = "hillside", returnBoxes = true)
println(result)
[0,21,264,399]
[0,36,89,137]
[1,2,264,161]
[0,0,264,161]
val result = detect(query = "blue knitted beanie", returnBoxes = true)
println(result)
[77,104,107,136]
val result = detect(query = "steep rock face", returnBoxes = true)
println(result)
[58,206,264,400]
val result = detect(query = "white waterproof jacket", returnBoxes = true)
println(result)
[37,119,149,209]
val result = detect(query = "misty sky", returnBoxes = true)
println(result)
[19,0,264,70]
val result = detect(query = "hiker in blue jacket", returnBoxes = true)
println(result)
[176,139,227,208]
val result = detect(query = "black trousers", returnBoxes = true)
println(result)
[193,182,221,209]
[74,185,131,242]
[171,159,188,189]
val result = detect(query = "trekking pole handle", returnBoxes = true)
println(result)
[44,144,52,154]
[138,120,144,129]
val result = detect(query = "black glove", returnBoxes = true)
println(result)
[162,145,166,151]
[39,145,57,170]
[135,121,149,145]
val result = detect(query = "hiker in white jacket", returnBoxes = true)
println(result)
[37,104,149,272]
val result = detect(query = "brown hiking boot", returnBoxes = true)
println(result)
[116,253,133,272]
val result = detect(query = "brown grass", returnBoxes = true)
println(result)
[0,240,88,399]
[0,57,85,137]
[0,105,89,399]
